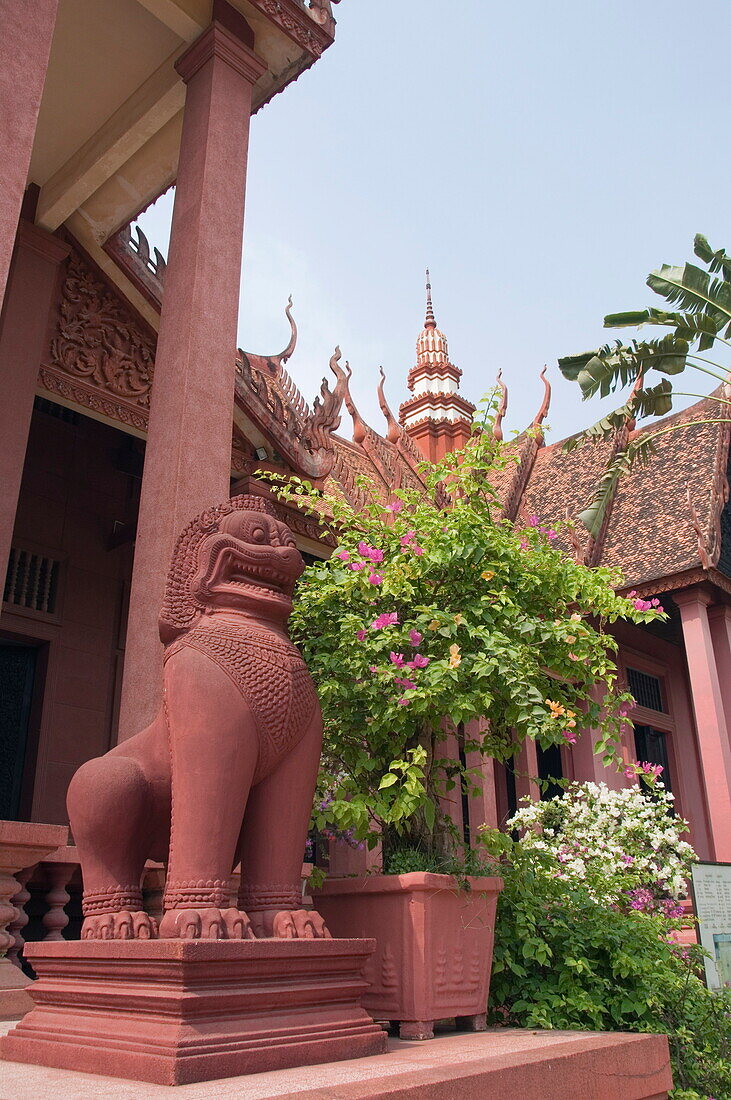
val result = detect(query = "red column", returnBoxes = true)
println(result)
[0,222,69,585]
[0,0,58,310]
[513,738,540,804]
[118,10,266,740]
[676,588,731,861]
[569,682,629,790]
[709,605,731,742]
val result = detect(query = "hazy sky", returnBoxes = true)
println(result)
[138,0,731,443]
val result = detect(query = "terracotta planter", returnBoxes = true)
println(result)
[313,872,503,1040]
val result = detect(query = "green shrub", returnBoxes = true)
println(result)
[481,789,731,1100]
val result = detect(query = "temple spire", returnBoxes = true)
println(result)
[399,270,476,461]
[424,268,436,329]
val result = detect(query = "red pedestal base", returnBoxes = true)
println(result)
[1,937,387,1085]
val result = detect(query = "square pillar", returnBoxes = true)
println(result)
[118,7,267,740]
[0,0,59,309]
[0,222,70,586]
[709,605,731,742]
[675,588,731,861]
[513,737,540,804]
[569,683,628,791]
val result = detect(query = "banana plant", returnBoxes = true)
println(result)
[558,235,731,537]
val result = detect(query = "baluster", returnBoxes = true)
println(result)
[7,867,34,967]
[0,869,20,956]
[40,560,53,614]
[6,547,20,601]
[42,863,75,941]
[28,554,41,609]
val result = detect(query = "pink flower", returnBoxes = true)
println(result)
[397,697,411,706]
[371,612,399,630]
[348,561,366,572]
[394,677,416,690]
[409,629,423,646]
[390,652,405,667]
[369,573,384,585]
[356,629,367,642]
[335,550,350,561]
[413,545,424,556]
[519,538,529,551]
[620,854,635,866]
[546,530,557,541]
[385,499,403,514]
[562,729,577,744]
[409,654,430,669]
[368,665,379,673]
[400,531,416,547]
[624,766,636,780]
[568,652,579,661]
[529,515,540,527]
[358,541,384,564]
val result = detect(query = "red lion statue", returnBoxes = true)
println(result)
[67,495,330,941]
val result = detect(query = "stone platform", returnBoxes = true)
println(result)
[0,938,387,1086]
[0,1025,672,1098]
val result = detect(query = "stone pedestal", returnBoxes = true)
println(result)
[0,821,68,1019]
[1,937,387,1085]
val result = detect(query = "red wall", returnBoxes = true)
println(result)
[0,404,138,824]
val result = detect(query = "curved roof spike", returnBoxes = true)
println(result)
[275,295,297,365]
[425,267,436,329]
[493,369,508,442]
[338,353,366,444]
[377,366,401,443]
[531,365,552,428]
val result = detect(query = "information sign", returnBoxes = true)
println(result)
[691,861,731,990]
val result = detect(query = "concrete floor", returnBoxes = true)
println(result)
[0,1021,672,1099]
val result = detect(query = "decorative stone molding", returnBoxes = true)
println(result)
[175,20,267,86]
[252,0,334,58]
[42,249,156,431]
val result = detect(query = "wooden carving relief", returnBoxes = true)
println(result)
[43,250,157,430]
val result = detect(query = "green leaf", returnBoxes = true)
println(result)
[378,774,398,789]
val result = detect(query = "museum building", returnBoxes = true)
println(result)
[1,0,731,935]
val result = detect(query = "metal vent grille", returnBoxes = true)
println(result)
[3,547,61,615]
[627,667,665,713]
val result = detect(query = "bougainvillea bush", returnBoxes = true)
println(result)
[482,784,730,1100]
[267,428,662,861]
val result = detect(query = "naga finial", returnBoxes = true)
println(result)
[377,366,401,444]
[531,366,552,429]
[493,370,508,442]
[274,295,297,365]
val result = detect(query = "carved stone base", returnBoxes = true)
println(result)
[1,938,386,1085]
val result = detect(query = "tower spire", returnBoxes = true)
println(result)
[399,270,476,461]
[425,268,436,329]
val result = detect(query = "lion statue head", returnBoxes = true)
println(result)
[159,495,305,645]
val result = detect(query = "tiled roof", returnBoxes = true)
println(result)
[519,395,730,589]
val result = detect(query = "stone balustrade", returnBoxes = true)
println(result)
[0,821,69,1017]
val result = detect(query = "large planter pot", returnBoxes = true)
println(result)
[313,872,503,1040]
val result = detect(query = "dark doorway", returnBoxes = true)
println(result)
[0,643,38,819]
[634,725,672,794]
[537,742,564,801]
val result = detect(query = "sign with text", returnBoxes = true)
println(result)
[691,862,731,991]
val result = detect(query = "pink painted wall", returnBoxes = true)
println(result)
[1,405,138,824]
